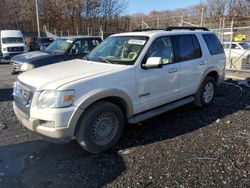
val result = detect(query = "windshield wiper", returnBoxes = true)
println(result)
[83,56,89,60]
[97,57,112,64]
[45,50,55,54]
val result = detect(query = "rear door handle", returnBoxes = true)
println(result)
[168,68,178,73]
[199,61,207,66]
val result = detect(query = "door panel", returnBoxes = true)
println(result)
[174,34,205,96]
[135,36,180,114]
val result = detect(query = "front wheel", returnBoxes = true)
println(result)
[76,101,125,153]
[194,76,216,107]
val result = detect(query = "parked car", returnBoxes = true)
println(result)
[13,27,225,153]
[11,36,102,74]
[29,37,54,51]
[0,30,28,63]
[223,41,250,66]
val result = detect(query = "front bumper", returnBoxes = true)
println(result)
[13,101,78,140]
[2,52,24,60]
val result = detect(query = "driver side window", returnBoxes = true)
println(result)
[145,36,174,64]
[71,40,90,54]
[71,40,82,54]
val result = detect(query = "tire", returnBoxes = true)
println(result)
[194,76,216,107]
[76,101,125,153]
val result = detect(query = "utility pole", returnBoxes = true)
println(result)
[229,0,235,68]
[157,16,160,29]
[200,8,204,27]
[35,0,40,37]
[219,17,222,40]
[221,17,225,43]
[229,19,234,68]
[180,15,183,26]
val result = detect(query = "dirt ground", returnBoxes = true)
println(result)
[0,64,249,188]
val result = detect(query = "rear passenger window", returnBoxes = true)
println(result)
[175,35,201,62]
[202,34,224,55]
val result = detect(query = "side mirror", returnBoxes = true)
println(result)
[70,49,77,55]
[142,57,163,69]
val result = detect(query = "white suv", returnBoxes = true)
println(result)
[13,27,225,153]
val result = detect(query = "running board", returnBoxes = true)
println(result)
[128,96,195,124]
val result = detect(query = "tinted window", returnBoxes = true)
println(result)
[2,37,24,44]
[202,34,224,55]
[239,42,250,50]
[39,38,53,43]
[71,40,90,54]
[231,44,238,49]
[223,43,230,49]
[145,36,174,64]
[175,35,198,61]
[91,39,100,47]
[192,35,202,58]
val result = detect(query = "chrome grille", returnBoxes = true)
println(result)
[11,60,21,72]
[13,80,35,118]
[7,47,24,52]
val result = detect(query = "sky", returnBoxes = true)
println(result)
[126,0,202,15]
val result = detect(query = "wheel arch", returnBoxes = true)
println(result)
[68,89,133,136]
[196,67,220,94]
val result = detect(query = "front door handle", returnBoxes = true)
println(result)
[168,68,178,73]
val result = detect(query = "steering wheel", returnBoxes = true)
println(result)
[121,47,128,58]
[128,52,137,60]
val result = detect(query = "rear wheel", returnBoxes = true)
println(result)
[76,101,125,153]
[194,76,216,107]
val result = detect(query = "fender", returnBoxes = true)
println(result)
[77,88,134,116]
[67,89,134,135]
[195,66,220,93]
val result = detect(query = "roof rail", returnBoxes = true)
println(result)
[132,28,163,32]
[165,26,209,31]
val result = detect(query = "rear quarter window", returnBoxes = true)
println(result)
[202,34,224,55]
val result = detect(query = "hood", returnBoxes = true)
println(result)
[18,59,127,91]
[11,51,57,63]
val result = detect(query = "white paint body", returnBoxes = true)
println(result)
[14,30,226,139]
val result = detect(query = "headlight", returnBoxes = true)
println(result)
[20,63,34,71]
[13,81,19,97]
[38,90,75,109]
[2,48,7,52]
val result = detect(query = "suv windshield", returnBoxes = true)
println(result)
[2,37,24,44]
[239,42,250,50]
[86,36,149,65]
[45,38,72,54]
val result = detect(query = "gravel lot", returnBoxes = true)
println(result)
[0,64,250,188]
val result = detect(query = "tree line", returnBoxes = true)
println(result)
[0,0,249,37]
[0,0,128,36]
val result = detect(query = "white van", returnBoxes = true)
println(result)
[0,30,28,62]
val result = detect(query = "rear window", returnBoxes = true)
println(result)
[174,34,202,62]
[202,34,224,55]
